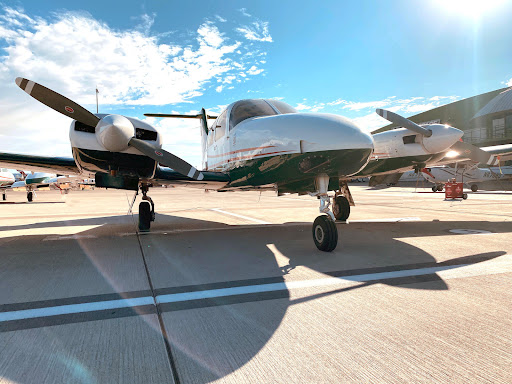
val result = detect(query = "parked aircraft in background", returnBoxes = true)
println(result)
[0,168,16,200]
[2,78,512,251]
[418,166,512,192]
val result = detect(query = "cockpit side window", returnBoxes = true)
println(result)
[229,100,278,131]
[268,100,297,114]
[214,110,227,142]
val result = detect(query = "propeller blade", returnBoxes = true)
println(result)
[15,77,100,128]
[128,138,204,181]
[376,109,432,137]
[451,141,500,166]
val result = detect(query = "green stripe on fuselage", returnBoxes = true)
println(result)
[225,148,372,192]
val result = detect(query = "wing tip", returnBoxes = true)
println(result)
[15,77,23,87]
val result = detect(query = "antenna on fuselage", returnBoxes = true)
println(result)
[95,86,99,114]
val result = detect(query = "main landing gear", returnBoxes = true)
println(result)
[27,190,35,202]
[311,174,338,252]
[2,191,6,201]
[333,180,353,222]
[138,184,155,232]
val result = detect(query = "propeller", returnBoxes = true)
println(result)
[15,77,204,181]
[450,141,500,166]
[376,109,432,137]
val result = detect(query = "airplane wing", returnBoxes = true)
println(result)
[435,143,512,167]
[151,167,230,189]
[0,153,79,175]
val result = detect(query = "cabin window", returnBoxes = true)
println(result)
[215,110,227,141]
[269,100,297,114]
[229,100,278,130]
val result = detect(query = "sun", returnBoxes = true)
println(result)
[433,0,506,19]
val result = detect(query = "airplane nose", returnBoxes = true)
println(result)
[291,113,374,176]
[297,113,374,153]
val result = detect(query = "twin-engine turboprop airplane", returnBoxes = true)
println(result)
[2,77,512,251]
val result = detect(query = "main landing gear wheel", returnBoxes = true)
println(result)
[313,215,338,252]
[27,191,33,202]
[2,193,6,201]
[333,195,350,221]
[463,193,468,200]
[138,201,152,231]
[471,184,478,192]
[138,184,155,232]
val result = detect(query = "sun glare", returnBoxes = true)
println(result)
[434,0,506,19]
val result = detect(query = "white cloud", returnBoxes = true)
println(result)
[0,8,271,106]
[239,8,252,17]
[215,15,227,23]
[247,66,264,75]
[0,6,272,162]
[215,85,223,93]
[236,21,272,42]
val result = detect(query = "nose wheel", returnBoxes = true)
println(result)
[138,185,155,232]
[312,215,338,252]
[311,174,338,252]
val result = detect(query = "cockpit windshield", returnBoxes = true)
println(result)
[229,100,278,130]
[268,100,297,114]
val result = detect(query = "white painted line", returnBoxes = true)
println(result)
[349,217,421,223]
[157,256,512,304]
[210,208,271,224]
[2,255,511,323]
[0,297,154,322]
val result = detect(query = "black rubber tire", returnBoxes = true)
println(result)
[432,186,437,192]
[462,193,468,200]
[2,193,5,201]
[312,215,338,252]
[471,184,478,192]
[333,195,350,221]
[138,201,151,231]
[27,191,33,202]
[438,185,443,192]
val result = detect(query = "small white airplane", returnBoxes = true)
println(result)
[418,165,512,192]
[2,77,512,251]
[0,168,16,200]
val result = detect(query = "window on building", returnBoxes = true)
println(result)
[492,118,505,139]
[505,115,512,137]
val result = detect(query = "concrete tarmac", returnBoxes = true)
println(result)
[0,185,511,383]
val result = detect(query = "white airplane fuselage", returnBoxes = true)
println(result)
[0,169,15,187]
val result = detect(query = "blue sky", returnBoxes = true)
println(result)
[1,0,511,167]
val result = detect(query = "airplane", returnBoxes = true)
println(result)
[2,77,512,252]
[0,168,16,200]
[416,165,512,192]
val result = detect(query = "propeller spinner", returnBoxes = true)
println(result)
[15,77,204,181]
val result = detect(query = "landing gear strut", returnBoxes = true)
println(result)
[138,184,155,232]
[311,174,338,252]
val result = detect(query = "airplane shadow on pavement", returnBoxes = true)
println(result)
[0,214,509,383]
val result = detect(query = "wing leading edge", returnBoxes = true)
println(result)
[0,152,79,175]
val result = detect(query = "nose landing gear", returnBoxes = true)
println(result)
[138,184,155,232]
[311,174,338,252]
